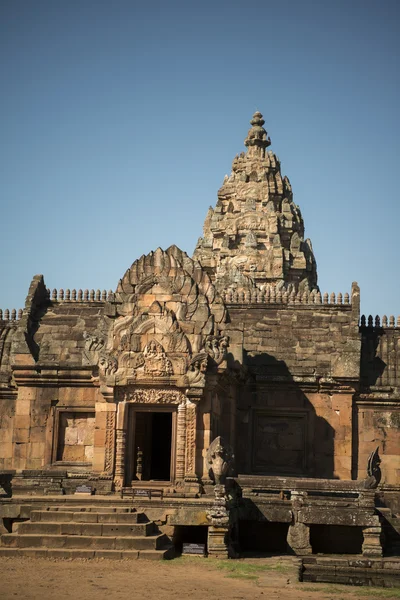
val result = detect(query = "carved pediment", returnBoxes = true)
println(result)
[143,340,173,377]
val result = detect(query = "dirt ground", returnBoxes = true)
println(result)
[0,555,399,600]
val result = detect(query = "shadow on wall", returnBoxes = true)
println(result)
[234,351,335,479]
[360,327,387,387]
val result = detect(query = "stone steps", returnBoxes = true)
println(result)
[0,548,174,560]
[0,504,174,560]
[1,533,169,550]
[377,508,400,555]
[14,521,155,536]
[30,510,146,524]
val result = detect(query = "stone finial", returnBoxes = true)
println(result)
[244,111,271,157]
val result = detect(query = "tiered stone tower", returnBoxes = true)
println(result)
[193,112,318,294]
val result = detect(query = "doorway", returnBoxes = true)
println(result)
[131,410,174,482]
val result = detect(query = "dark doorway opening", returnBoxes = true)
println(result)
[239,520,289,554]
[310,525,363,554]
[133,411,172,481]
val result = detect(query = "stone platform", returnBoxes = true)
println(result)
[301,555,400,587]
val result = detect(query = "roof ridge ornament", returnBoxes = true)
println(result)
[244,111,271,157]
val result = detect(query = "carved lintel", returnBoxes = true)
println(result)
[116,387,186,405]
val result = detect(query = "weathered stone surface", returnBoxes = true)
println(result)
[193,112,317,296]
[1,111,398,559]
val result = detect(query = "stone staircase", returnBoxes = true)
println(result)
[378,508,400,556]
[0,505,174,560]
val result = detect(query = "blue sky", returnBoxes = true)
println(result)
[1,0,399,319]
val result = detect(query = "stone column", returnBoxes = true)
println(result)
[362,516,383,557]
[287,522,312,555]
[287,491,312,555]
[207,485,231,558]
[208,527,230,558]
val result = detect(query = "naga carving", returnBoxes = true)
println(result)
[206,436,234,485]
[362,446,382,489]
[183,353,208,388]
[83,331,118,380]
[204,335,229,366]
[83,332,105,352]
[98,354,118,377]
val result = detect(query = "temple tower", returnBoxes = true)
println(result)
[193,112,318,294]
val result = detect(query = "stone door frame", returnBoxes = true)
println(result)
[112,387,201,488]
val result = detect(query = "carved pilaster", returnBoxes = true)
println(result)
[103,410,116,476]
[113,400,127,489]
[114,430,126,490]
[176,401,187,481]
[185,398,198,482]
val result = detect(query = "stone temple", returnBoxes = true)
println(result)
[0,112,399,564]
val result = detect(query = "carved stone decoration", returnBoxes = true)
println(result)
[98,353,118,377]
[143,339,173,376]
[82,331,118,382]
[362,446,382,489]
[115,245,226,327]
[193,112,319,294]
[183,353,208,389]
[206,484,230,527]
[114,429,126,490]
[116,387,186,405]
[136,447,143,480]
[206,436,234,485]
[184,399,198,481]
[176,401,187,480]
[204,335,229,366]
[206,482,234,558]
[287,522,312,555]
[83,331,105,352]
[103,411,116,476]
